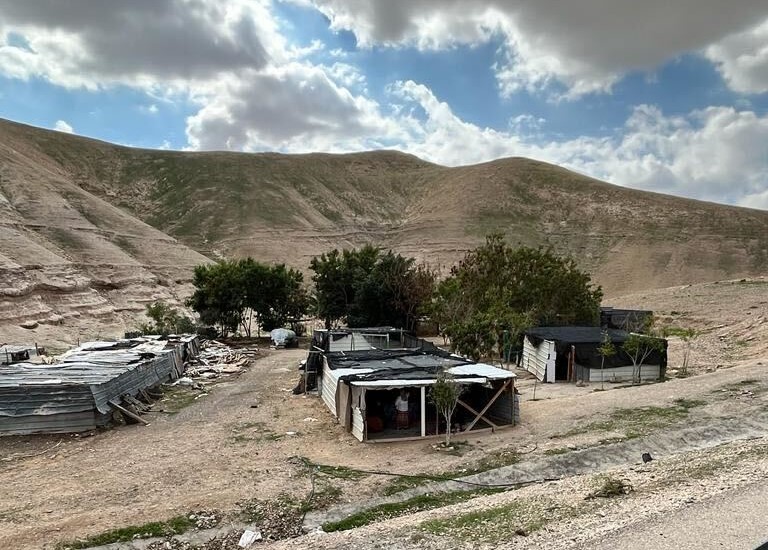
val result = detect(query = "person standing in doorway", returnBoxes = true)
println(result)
[395,389,410,429]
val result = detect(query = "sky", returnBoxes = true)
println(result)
[1,1,767,209]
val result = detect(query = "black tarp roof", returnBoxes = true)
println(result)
[525,326,667,370]
[526,326,629,345]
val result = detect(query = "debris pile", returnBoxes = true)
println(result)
[184,341,257,380]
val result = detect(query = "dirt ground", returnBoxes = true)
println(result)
[0,279,766,549]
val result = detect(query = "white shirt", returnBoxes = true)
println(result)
[395,395,409,412]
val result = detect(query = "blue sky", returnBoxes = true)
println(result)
[0,0,767,208]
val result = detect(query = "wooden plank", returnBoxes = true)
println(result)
[457,398,498,429]
[108,400,150,426]
[464,380,512,432]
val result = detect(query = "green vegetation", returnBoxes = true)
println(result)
[432,234,602,361]
[159,387,200,414]
[322,488,504,532]
[552,399,706,440]
[57,516,192,549]
[421,498,564,542]
[622,330,667,384]
[586,475,633,499]
[229,421,283,444]
[188,258,308,337]
[380,449,520,496]
[543,447,572,456]
[138,301,195,335]
[309,246,435,331]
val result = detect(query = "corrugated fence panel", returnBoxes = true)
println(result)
[523,337,554,381]
[586,364,661,383]
[351,407,365,441]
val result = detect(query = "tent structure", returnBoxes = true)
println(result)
[522,327,667,384]
[317,340,518,442]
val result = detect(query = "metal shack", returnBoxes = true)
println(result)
[316,336,518,443]
[0,335,199,435]
[522,327,667,383]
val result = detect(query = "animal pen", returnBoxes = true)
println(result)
[0,335,199,435]
[310,329,519,442]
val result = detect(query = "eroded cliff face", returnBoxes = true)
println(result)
[0,130,210,348]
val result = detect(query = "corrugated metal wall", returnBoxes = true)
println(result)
[576,364,661,383]
[523,337,555,382]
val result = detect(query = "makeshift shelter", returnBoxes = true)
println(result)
[318,345,518,442]
[522,327,667,383]
[302,327,427,391]
[0,335,199,435]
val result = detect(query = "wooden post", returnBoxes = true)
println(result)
[108,401,149,426]
[571,345,576,382]
[420,386,426,437]
[464,379,513,432]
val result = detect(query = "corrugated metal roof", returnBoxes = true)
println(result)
[0,335,198,435]
[326,349,515,384]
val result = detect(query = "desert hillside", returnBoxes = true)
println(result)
[0,121,211,347]
[3,118,767,299]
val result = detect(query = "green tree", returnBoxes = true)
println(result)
[309,246,434,331]
[188,259,309,337]
[623,333,666,383]
[429,370,464,446]
[309,245,379,329]
[436,234,602,361]
[188,261,246,336]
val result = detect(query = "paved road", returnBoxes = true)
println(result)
[584,482,768,550]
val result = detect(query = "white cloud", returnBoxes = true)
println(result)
[706,19,768,94]
[0,0,286,90]
[398,84,768,206]
[304,0,768,97]
[185,63,402,152]
[53,120,74,133]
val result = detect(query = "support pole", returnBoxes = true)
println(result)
[420,386,426,437]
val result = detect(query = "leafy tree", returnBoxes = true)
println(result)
[429,370,464,445]
[435,234,602,361]
[309,245,378,329]
[309,246,435,330]
[188,261,245,336]
[430,277,464,344]
[258,264,309,332]
[188,259,309,337]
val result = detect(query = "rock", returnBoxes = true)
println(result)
[20,320,38,329]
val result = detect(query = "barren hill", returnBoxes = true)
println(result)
[1,117,768,343]
[0,120,211,347]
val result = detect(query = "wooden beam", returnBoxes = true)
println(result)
[464,379,512,432]
[457,398,498,429]
[108,400,150,426]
